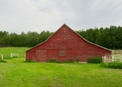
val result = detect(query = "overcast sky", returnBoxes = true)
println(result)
[0,0,122,34]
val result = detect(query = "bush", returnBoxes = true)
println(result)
[88,57,102,64]
[0,59,7,63]
[102,61,122,69]
[47,59,62,63]
[65,59,74,63]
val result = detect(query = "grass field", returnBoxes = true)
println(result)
[0,47,29,58]
[0,47,122,87]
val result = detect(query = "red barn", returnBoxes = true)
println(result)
[26,24,111,62]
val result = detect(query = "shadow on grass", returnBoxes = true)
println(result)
[0,59,7,63]
[24,59,36,63]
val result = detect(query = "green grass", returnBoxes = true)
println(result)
[0,48,122,87]
[0,47,29,58]
[0,58,122,87]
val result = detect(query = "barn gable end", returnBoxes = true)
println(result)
[26,24,111,62]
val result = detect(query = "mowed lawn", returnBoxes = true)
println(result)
[0,47,122,87]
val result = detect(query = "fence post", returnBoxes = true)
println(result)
[11,53,12,58]
[1,54,3,60]
[112,56,114,62]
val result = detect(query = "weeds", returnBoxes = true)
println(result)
[25,59,35,63]
[101,61,122,69]
[65,59,74,63]
[47,59,62,63]
[88,57,102,64]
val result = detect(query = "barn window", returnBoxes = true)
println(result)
[59,50,66,56]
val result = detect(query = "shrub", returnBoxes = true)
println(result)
[87,57,102,64]
[0,59,7,63]
[102,61,122,69]
[47,59,61,63]
[65,59,74,63]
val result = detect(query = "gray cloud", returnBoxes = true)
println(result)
[67,0,122,29]
[0,0,122,34]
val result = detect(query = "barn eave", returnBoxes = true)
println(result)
[26,24,112,52]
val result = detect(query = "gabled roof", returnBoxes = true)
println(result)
[26,24,111,52]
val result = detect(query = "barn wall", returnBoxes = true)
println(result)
[26,25,111,62]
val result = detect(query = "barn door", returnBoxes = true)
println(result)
[36,50,47,62]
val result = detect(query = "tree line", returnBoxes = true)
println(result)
[0,25,122,49]
[0,31,53,47]
[77,26,122,49]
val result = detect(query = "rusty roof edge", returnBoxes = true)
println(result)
[61,24,112,52]
[77,34,112,52]
[26,34,54,52]
[26,24,112,52]
[65,25,112,52]
[71,29,112,52]
[26,24,65,52]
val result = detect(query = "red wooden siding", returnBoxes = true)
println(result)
[26,24,111,62]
